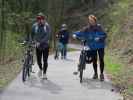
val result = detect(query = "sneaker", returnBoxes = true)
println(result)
[100,74,104,81]
[38,70,42,78]
[42,74,47,80]
[92,74,98,79]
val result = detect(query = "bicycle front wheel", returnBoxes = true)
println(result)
[79,54,86,83]
[22,56,30,82]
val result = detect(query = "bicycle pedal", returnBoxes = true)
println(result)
[31,71,35,73]
[41,77,47,80]
[73,71,78,75]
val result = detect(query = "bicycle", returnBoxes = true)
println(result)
[78,40,93,83]
[73,34,93,83]
[20,40,35,82]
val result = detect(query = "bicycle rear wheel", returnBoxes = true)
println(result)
[22,61,28,82]
[54,49,59,60]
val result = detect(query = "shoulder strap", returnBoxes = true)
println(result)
[33,23,38,33]
[43,22,49,33]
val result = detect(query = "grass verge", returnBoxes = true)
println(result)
[105,51,133,100]
[0,60,22,90]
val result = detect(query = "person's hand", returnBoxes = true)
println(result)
[56,34,58,38]
[73,34,77,39]
[95,37,100,41]
[62,35,64,38]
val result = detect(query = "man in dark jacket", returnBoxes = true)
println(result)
[58,24,69,59]
[31,12,51,79]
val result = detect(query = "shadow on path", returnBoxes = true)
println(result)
[64,58,75,62]
[81,78,114,90]
[24,76,63,94]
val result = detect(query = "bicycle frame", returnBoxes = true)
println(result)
[78,40,92,83]
[21,40,35,82]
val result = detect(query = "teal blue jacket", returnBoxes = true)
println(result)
[73,24,107,50]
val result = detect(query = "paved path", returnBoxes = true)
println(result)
[0,51,123,100]
[68,44,82,50]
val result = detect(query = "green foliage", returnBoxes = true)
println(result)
[101,0,132,46]
[0,0,82,62]
[5,32,23,59]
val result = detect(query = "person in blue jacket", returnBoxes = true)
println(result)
[57,24,69,59]
[73,15,107,81]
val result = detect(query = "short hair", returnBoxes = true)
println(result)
[88,15,97,22]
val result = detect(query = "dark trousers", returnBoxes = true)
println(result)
[36,47,49,74]
[91,48,105,75]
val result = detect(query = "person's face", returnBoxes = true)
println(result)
[37,16,45,25]
[38,19,45,25]
[88,18,96,26]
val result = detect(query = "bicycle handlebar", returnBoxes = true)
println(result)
[20,40,36,48]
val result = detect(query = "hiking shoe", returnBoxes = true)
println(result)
[42,74,47,80]
[92,74,98,79]
[100,74,104,81]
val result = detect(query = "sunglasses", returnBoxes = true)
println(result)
[36,16,45,20]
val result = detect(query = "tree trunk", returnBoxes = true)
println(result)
[0,0,6,63]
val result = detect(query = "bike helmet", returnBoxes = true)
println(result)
[36,12,45,20]
[61,24,67,30]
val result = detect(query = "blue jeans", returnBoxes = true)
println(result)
[61,43,67,59]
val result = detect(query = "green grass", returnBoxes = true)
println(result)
[105,52,133,99]
[105,55,122,76]
[68,48,78,52]
[0,60,21,89]
[128,86,133,94]
[104,1,133,98]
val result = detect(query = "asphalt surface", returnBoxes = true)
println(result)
[0,50,123,100]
